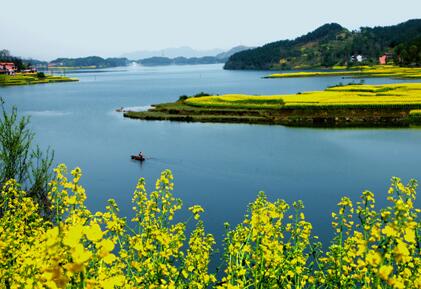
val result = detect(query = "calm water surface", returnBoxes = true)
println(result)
[1,64,420,249]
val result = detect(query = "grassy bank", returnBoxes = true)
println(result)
[0,73,78,86]
[124,83,421,127]
[265,65,421,79]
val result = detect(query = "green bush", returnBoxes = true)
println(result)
[178,95,189,101]
[36,72,46,79]
[194,92,211,98]
[0,101,54,217]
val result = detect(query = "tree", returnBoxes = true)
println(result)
[0,100,54,217]
[36,72,46,79]
[0,49,11,59]
[400,49,410,65]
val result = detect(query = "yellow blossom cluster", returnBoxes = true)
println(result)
[219,195,314,289]
[318,178,421,288]
[0,165,213,289]
[0,165,420,288]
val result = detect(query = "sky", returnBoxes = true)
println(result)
[1,0,421,60]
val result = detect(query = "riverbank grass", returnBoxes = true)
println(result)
[266,65,421,79]
[0,73,78,86]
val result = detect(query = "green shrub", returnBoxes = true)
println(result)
[178,95,189,101]
[0,101,54,217]
[194,92,211,98]
[36,72,46,79]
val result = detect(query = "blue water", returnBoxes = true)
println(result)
[1,64,420,250]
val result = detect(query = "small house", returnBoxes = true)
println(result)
[379,53,394,65]
[0,62,16,75]
[379,55,387,65]
[22,68,37,73]
[350,55,364,63]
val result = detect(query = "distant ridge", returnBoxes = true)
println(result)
[224,19,421,70]
[49,56,130,68]
[137,46,252,66]
[1,46,253,69]
[122,47,224,60]
[215,45,253,60]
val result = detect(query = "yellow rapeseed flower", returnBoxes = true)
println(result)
[404,228,416,243]
[394,241,410,263]
[366,250,382,267]
[85,223,103,242]
[378,265,393,280]
[63,224,84,248]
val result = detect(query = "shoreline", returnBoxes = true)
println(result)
[123,103,420,128]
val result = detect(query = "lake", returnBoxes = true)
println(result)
[1,63,420,249]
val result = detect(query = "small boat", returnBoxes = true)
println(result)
[131,155,145,161]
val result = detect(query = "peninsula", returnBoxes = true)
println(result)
[0,50,78,86]
[0,73,78,86]
[123,83,421,127]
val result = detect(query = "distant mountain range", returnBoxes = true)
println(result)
[16,46,252,69]
[138,46,252,66]
[224,19,421,70]
[139,56,222,66]
[122,46,225,60]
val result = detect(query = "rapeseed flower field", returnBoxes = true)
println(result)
[0,73,77,86]
[185,83,421,109]
[0,164,420,288]
[266,66,421,79]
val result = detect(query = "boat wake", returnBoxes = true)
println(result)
[122,105,152,112]
[24,110,71,117]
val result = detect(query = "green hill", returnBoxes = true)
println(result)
[49,56,130,68]
[224,19,421,70]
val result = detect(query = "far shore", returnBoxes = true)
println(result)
[46,66,97,70]
[0,73,78,87]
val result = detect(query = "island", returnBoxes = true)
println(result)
[123,83,421,127]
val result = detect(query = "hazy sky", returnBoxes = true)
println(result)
[1,0,420,60]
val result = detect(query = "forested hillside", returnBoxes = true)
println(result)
[224,19,421,70]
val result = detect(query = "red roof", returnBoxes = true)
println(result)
[379,55,387,65]
[0,62,16,71]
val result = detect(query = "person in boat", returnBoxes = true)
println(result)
[139,151,144,159]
